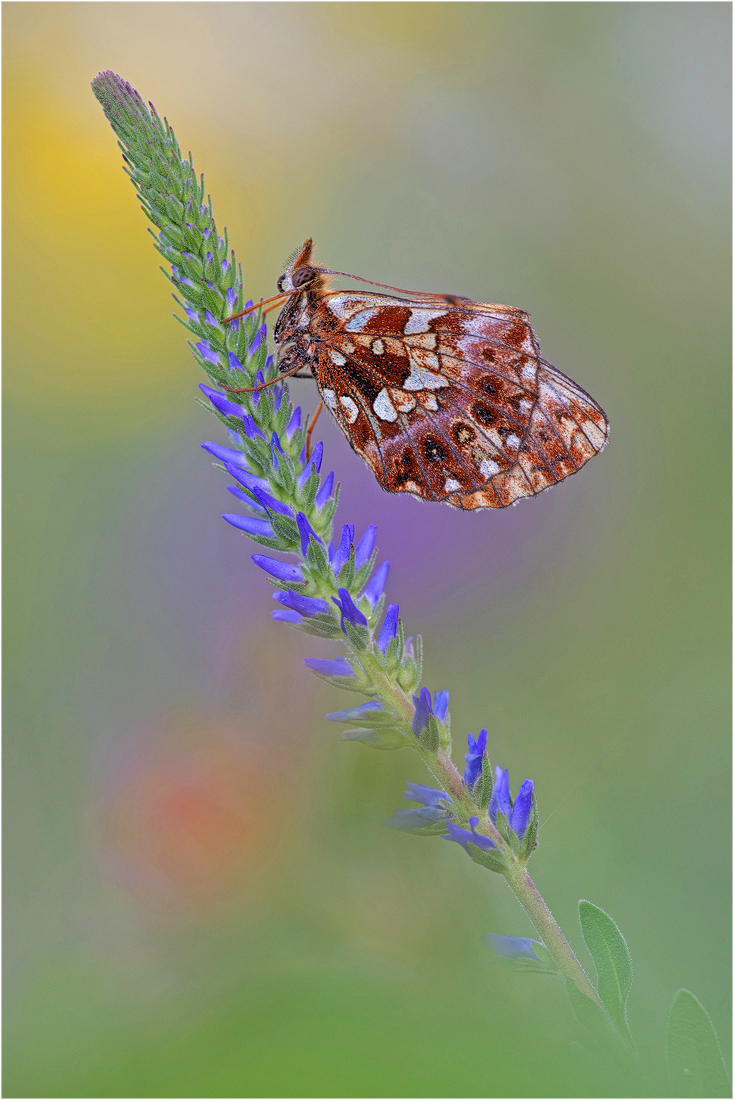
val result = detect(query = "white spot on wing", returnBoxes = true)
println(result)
[479,457,499,478]
[340,396,359,423]
[345,309,380,332]
[444,478,462,492]
[506,434,520,449]
[403,364,449,391]
[372,338,384,355]
[330,348,346,366]
[404,309,447,335]
[373,388,398,422]
[322,388,337,411]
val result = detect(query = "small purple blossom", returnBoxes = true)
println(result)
[248,323,266,355]
[226,486,267,512]
[510,779,534,840]
[403,783,448,809]
[251,555,304,583]
[362,560,390,608]
[272,608,301,624]
[242,414,265,439]
[484,934,540,961]
[252,487,294,518]
[272,590,330,617]
[199,383,244,420]
[224,463,270,493]
[303,656,355,678]
[286,406,301,438]
[296,512,321,555]
[442,816,496,851]
[354,525,376,569]
[488,769,534,840]
[315,471,334,508]
[464,729,488,790]
[222,513,275,538]
[489,766,512,823]
[228,351,244,372]
[411,688,449,737]
[202,441,248,466]
[332,587,368,632]
[325,700,386,723]
[196,341,220,366]
[330,523,355,576]
[376,603,399,655]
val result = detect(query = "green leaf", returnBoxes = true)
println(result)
[667,989,730,1098]
[565,979,615,1039]
[578,900,633,1043]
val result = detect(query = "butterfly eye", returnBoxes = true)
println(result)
[292,266,315,289]
[277,274,286,292]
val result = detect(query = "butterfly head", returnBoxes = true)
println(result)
[277,239,329,295]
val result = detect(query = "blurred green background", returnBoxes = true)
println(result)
[3,3,730,1097]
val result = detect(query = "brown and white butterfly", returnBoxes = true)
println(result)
[231,240,608,510]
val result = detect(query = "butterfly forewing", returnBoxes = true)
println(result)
[273,243,608,509]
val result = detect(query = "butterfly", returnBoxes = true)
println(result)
[229,240,609,510]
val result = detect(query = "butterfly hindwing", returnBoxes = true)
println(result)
[272,247,608,508]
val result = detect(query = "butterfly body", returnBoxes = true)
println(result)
[273,240,608,509]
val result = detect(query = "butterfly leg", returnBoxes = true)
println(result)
[305,401,324,461]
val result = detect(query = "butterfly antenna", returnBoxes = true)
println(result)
[321,269,465,302]
[220,361,303,395]
[223,291,292,324]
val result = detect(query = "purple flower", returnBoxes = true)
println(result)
[196,341,220,366]
[384,807,446,831]
[225,288,238,316]
[199,383,244,420]
[224,464,270,493]
[228,351,244,372]
[272,608,301,624]
[222,513,275,538]
[286,406,301,438]
[272,590,330,617]
[361,561,390,609]
[297,449,322,489]
[202,441,248,466]
[376,603,399,654]
[411,688,449,737]
[403,782,448,809]
[310,441,323,474]
[488,769,534,840]
[510,779,534,840]
[303,656,355,678]
[271,431,284,455]
[464,729,488,790]
[315,472,334,509]
[354,525,377,569]
[442,817,496,851]
[489,766,512,823]
[249,323,266,355]
[226,486,266,512]
[330,523,355,576]
[325,700,386,723]
[252,487,294,518]
[484,934,540,961]
[242,414,265,439]
[332,588,368,632]
[433,690,449,723]
[251,555,305,583]
[296,512,322,555]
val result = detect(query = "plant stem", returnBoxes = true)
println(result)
[503,862,601,1002]
[362,649,599,1002]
